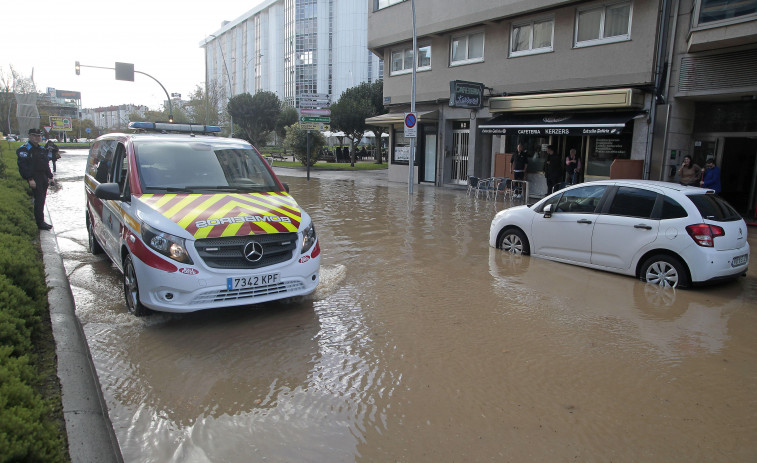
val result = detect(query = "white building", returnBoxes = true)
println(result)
[201,0,382,110]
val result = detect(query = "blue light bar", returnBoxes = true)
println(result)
[128,122,221,133]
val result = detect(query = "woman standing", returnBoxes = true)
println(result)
[678,155,701,186]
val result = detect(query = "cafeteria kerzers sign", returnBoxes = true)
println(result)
[449,80,484,109]
[479,113,633,135]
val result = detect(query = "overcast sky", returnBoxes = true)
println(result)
[2,0,264,110]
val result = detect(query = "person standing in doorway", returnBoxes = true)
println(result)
[511,143,528,198]
[701,157,721,193]
[565,148,581,184]
[543,145,562,194]
[17,128,54,230]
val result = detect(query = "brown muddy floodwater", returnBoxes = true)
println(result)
[48,150,757,462]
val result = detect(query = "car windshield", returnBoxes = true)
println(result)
[134,141,280,193]
[688,194,741,221]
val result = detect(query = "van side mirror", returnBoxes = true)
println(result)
[281,182,290,193]
[543,203,553,218]
[95,183,129,202]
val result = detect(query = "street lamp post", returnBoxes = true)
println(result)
[208,34,234,137]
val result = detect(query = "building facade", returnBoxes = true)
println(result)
[202,0,382,112]
[651,0,757,217]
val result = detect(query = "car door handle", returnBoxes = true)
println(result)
[634,224,653,230]
[577,219,593,224]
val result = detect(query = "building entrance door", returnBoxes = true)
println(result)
[721,137,757,217]
[451,129,469,185]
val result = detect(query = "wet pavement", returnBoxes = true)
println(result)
[48,150,757,462]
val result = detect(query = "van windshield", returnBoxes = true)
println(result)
[134,141,280,193]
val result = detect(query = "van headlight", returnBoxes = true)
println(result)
[142,223,193,264]
[301,223,316,254]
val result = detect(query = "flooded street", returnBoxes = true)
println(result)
[48,150,757,462]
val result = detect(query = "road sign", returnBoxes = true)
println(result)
[300,116,330,123]
[404,112,418,138]
[300,122,330,131]
[43,126,52,133]
[300,108,331,116]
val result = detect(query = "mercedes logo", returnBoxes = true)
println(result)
[243,241,264,262]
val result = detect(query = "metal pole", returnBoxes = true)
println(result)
[306,130,311,181]
[408,0,417,194]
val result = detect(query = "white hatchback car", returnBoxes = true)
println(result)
[489,180,750,288]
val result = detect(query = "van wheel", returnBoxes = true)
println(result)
[640,254,689,289]
[87,214,103,255]
[123,254,150,316]
[498,228,530,255]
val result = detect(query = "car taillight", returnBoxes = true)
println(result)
[686,224,725,247]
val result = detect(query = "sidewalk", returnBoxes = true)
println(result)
[41,210,123,463]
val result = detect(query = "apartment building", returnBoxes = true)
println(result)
[202,0,382,112]
[652,0,757,217]
[368,0,664,193]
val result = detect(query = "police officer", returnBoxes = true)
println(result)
[17,128,54,230]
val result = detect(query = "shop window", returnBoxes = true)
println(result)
[575,2,632,47]
[695,0,757,25]
[586,134,632,177]
[511,18,554,57]
[450,31,485,65]
[390,44,431,75]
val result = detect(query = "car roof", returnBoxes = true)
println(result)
[568,179,713,195]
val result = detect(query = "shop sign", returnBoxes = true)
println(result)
[479,126,625,136]
[449,80,484,109]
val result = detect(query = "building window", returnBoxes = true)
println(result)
[695,0,757,25]
[510,19,553,57]
[376,0,404,10]
[390,44,431,75]
[450,31,484,65]
[575,2,632,47]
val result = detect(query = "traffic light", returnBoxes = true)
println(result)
[75,61,80,75]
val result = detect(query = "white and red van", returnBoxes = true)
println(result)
[85,122,320,316]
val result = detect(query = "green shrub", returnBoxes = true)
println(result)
[0,234,47,304]
[0,275,38,355]
[0,347,67,463]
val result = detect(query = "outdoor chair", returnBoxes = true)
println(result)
[494,177,513,202]
[476,177,497,199]
[466,176,479,196]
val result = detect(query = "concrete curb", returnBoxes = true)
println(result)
[40,213,123,463]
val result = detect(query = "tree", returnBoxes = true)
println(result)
[276,104,299,141]
[227,91,282,146]
[185,81,223,126]
[330,81,387,165]
[284,123,325,166]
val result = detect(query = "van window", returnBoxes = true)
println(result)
[89,140,117,183]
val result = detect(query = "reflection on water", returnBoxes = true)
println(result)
[46,155,757,462]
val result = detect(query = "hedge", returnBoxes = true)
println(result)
[0,142,68,462]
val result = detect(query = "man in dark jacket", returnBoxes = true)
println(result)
[17,128,54,230]
[511,143,528,198]
[543,145,562,195]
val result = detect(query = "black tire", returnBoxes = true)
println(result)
[498,228,530,255]
[87,214,103,255]
[640,254,689,289]
[123,254,150,316]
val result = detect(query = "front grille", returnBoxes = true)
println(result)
[195,233,298,269]
[191,280,306,304]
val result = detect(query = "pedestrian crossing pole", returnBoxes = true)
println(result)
[408,0,417,194]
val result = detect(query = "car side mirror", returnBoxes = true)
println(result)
[543,203,553,218]
[95,182,129,202]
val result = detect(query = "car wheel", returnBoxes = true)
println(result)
[87,214,103,255]
[640,254,689,289]
[123,254,150,316]
[498,228,530,255]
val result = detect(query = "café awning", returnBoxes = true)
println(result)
[365,110,438,126]
[478,111,646,136]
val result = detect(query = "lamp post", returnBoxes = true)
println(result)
[208,34,234,137]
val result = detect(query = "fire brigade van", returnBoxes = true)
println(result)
[84,122,321,316]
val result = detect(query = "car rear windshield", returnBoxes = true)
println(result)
[687,194,741,222]
[134,141,281,193]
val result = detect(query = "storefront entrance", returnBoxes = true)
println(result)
[451,129,469,185]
